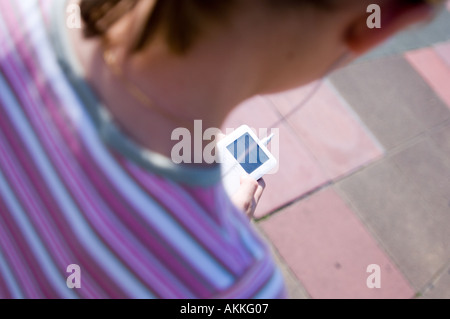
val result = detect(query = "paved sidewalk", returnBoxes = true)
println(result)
[223,3,450,299]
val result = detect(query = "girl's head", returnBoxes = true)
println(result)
[78,0,443,93]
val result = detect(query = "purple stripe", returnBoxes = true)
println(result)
[181,186,224,225]
[0,14,102,299]
[0,244,16,299]
[125,162,250,276]
[217,254,276,298]
[0,52,198,298]
[0,73,120,299]
[75,153,200,298]
[0,51,139,298]
[0,0,283,299]
[3,53,192,297]
[0,123,100,299]
[2,23,195,300]
[0,130,70,269]
[21,38,222,296]
[113,157,229,295]
[1,0,208,297]
[0,106,76,267]
[0,213,39,298]
[37,0,51,25]
[81,155,215,297]
[0,2,127,298]
[0,183,54,298]
[0,95,115,299]
[0,270,13,299]
[276,286,288,299]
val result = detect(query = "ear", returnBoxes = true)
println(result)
[345,2,435,55]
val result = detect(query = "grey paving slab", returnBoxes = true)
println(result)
[335,152,450,292]
[392,133,450,214]
[330,56,450,150]
[359,9,450,62]
[420,263,450,299]
[430,119,450,156]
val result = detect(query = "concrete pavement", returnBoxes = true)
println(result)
[223,2,450,299]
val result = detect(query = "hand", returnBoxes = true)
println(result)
[231,174,266,219]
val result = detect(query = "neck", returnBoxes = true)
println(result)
[67,3,256,164]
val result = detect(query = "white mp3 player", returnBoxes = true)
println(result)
[217,125,278,196]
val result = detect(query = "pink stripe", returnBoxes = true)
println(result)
[126,163,260,275]
[181,186,224,225]
[0,125,101,299]
[0,54,141,298]
[0,271,13,299]
[0,192,55,298]
[216,254,275,298]
[0,72,121,295]
[3,57,191,301]
[125,162,250,275]
[0,99,113,299]
[1,0,282,299]
[0,52,199,297]
[76,154,200,297]
[80,156,216,296]
[0,2,127,299]
[15,33,220,295]
[25,88,194,297]
[37,0,51,25]
[0,128,73,274]
[1,1,209,297]
[0,215,40,298]
[0,17,96,300]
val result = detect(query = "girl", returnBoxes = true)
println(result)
[0,0,441,298]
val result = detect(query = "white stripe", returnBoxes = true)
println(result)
[0,69,153,298]
[78,118,235,288]
[13,1,194,297]
[0,242,25,299]
[0,168,76,299]
[1,1,156,298]
[49,0,235,288]
[15,0,83,125]
[228,207,266,261]
[0,217,41,298]
[4,2,180,298]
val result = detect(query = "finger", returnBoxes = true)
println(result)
[254,178,266,203]
[239,174,259,197]
[231,175,259,217]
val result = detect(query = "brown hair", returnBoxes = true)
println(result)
[80,0,437,55]
[80,0,237,54]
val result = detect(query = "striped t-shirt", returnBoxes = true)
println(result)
[0,0,287,298]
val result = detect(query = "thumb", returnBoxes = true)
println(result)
[231,174,264,218]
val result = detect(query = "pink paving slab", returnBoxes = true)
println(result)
[405,48,450,109]
[259,187,415,299]
[267,81,384,180]
[435,41,450,67]
[252,123,330,219]
[223,96,330,218]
